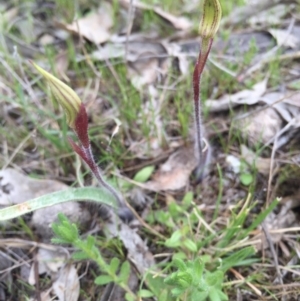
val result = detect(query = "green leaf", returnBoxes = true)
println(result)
[0,187,117,221]
[164,274,179,286]
[173,252,187,260]
[171,287,185,296]
[206,270,224,287]
[95,275,113,285]
[182,191,193,207]
[165,230,182,248]
[173,258,187,271]
[177,271,193,288]
[245,198,279,235]
[221,246,255,271]
[193,259,204,279]
[192,291,209,301]
[217,290,229,301]
[119,261,130,283]
[139,289,154,298]
[240,173,253,186]
[183,239,198,253]
[146,273,172,301]
[109,258,120,275]
[133,166,155,183]
[51,214,79,243]
[72,251,90,260]
[125,293,135,301]
[51,238,68,245]
[208,288,222,301]
[86,235,95,251]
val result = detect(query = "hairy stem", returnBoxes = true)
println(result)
[193,38,213,167]
[82,146,124,209]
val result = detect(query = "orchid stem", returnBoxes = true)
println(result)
[193,38,213,169]
[83,146,124,209]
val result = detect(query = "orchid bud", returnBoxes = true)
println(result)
[31,62,81,129]
[199,0,222,40]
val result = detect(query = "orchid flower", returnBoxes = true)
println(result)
[193,0,221,181]
[31,62,132,220]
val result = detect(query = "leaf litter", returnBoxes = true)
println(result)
[2,0,300,299]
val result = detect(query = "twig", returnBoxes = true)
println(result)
[261,223,285,299]
[229,268,262,296]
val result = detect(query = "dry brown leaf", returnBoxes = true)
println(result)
[241,144,272,175]
[92,43,125,61]
[222,0,283,26]
[39,34,55,46]
[233,106,282,146]
[105,215,155,274]
[91,41,169,89]
[129,57,160,89]
[144,146,197,191]
[127,42,169,89]
[52,264,80,301]
[249,4,292,27]
[206,79,268,112]
[253,202,297,251]
[54,51,70,82]
[119,0,192,30]
[62,2,113,44]
[269,29,300,49]
[28,248,68,285]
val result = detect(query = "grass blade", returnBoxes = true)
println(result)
[0,187,116,221]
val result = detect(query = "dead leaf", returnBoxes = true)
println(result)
[241,144,272,175]
[91,41,169,89]
[105,215,155,274]
[52,264,80,301]
[233,106,282,146]
[92,43,125,61]
[119,0,192,30]
[222,0,283,26]
[269,29,300,49]
[129,56,160,89]
[127,42,169,89]
[62,2,113,44]
[144,146,198,191]
[39,34,55,46]
[249,4,291,27]
[206,79,268,112]
[28,248,68,285]
[253,202,297,251]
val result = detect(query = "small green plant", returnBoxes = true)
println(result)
[146,190,280,300]
[164,257,228,301]
[52,213,136,301]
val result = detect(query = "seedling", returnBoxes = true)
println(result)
[193,0,222,181]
